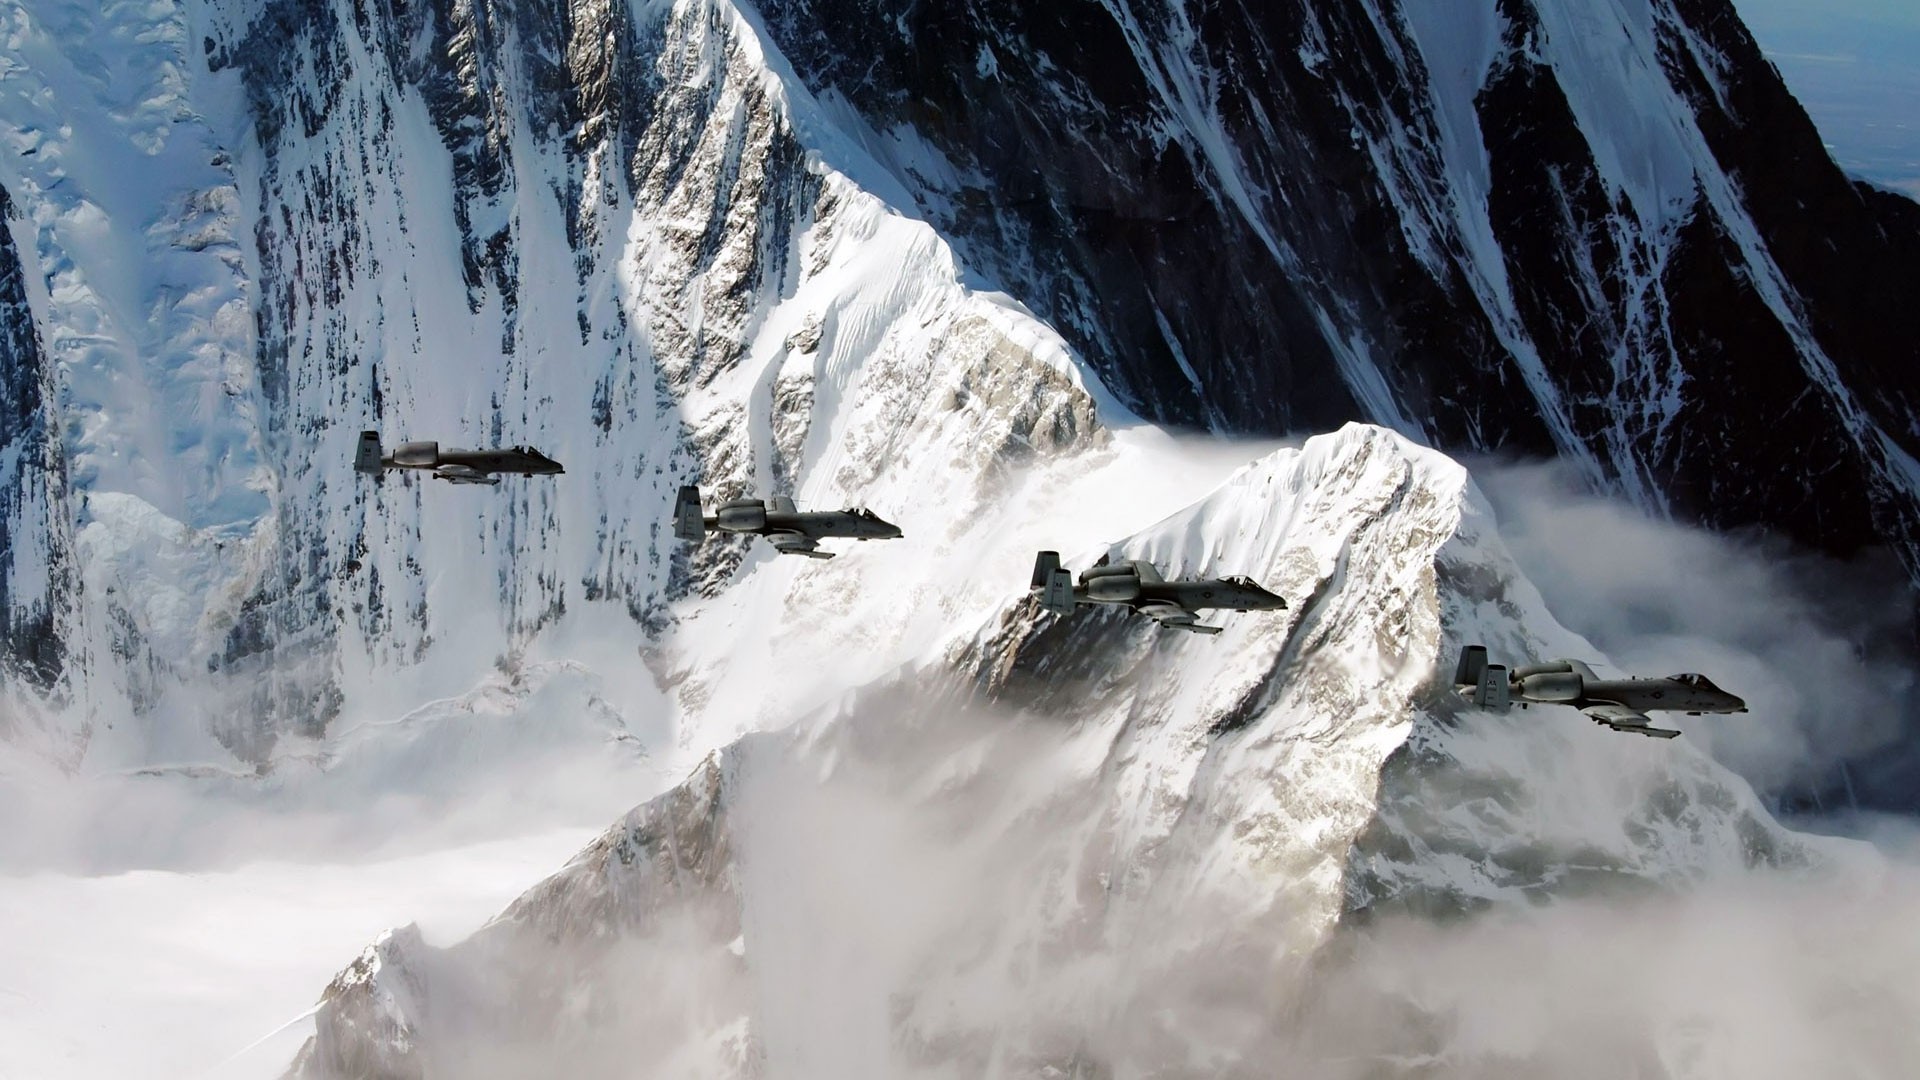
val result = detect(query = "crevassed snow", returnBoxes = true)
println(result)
[0,0,267,530]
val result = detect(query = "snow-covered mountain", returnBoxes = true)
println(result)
[0,0,1914,1072]
[757,0,1920,567]
[289,426,1853,1077]
[1,0,1117,760]
[1,0,1916,762]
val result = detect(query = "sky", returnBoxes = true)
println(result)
[1734,0,1920,197]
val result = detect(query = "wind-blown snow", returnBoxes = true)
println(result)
[0,829,598,1080]
[286,424,1891,1077]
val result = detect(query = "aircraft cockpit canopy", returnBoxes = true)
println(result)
[1671,673,1720,691]
[1221,575,1261,589]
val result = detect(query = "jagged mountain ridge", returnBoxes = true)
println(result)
[0,0,1105,758]
[292,426,1824,1077]
[0,0,1915,755]
[755,0,1920,569]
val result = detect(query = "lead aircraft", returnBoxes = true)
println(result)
[1453,645,1747,739]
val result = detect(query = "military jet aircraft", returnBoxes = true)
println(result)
[1452,645,1748,739]
[1029,551,1287,635]
[672,484,902,559]
[354,431,563,486]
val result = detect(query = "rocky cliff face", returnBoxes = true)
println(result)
[0,0,1914,758]
[755,0,1920,567]
[291,426,1827,1077]
[0,181,79,748]
[0,0,1104,756]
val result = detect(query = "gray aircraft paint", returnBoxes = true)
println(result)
[1030,551,1286,635]
[355,431,564,486]
[672,485,902,559]
[1453,645,1748,739]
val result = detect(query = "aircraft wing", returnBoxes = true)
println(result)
[1580,703,1680,739]
[1138,601,1221,635]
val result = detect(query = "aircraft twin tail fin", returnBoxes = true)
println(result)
[354,431,384,474]
[1453,645,1489,689]
[1455,645,1512,712]
[1032,551,1076,615]
[1473,664,1511,712]
[673,485,707,542]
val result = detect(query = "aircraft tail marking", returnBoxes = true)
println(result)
[673,485,707,541]
[354,431,384,474]
[1474,664,1511,712]
[1032,551,1076,614]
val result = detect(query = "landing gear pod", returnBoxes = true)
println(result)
[769,532,833,559]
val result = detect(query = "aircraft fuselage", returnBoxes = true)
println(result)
[1075,566,1287,614]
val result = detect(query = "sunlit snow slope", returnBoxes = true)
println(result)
[1,0,1916,772]
[0,0,1118,768]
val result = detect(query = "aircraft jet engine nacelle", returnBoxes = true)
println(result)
[715,500,768,532]
[1519,672,1584,702]
[389,441,439,467]
[1084,572,1142,603]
